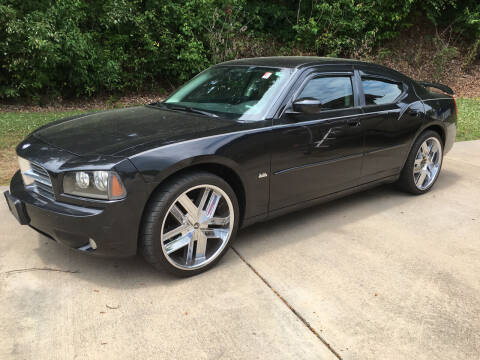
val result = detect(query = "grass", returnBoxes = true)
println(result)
[0,110,86,149]
[0,110,87,185]
[0,98,479,185]
[456,98,480,141]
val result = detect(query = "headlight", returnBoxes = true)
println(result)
[75,172,90,189]
[63,171,126,200]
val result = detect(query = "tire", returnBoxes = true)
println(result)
[140,171,240,277]
[397,130,444,195]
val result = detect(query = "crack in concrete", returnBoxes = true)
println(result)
[1,267,79,276]
[231,246,343,360]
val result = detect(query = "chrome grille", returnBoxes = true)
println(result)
[20,159,55,200]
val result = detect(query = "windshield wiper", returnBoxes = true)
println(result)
[149,101,166,107]
[161,103,219,118]
[175,106,219,118]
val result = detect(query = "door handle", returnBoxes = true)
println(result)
[347,119,361,127]
[407,109,421,117]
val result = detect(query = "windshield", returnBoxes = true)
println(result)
[164,66,292,121]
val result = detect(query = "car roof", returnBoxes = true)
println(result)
[218,56,365,69]
[217,56,411,81]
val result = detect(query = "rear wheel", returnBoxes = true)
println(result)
[141,172,239,277]
[398,130,443,194]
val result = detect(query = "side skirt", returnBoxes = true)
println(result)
[240,174,399,229]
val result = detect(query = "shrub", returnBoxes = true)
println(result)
[0,0,478,100]
[0,0,214,98]
[292,0,415,57]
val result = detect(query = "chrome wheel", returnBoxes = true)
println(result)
[413,137,442,190]
[160,184,234,270]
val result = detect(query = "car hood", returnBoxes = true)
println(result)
[32,106,241,156]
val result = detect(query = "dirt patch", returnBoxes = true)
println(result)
[0,149,18,186]
[0,92,167,113]
[378,54,480,98]
[371,23,480,98]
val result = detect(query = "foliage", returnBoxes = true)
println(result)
[420,0,480,40]
[292,0,415,57]
[0,0,479,100]
[0,0,214,98]
[432,43,459,82]
[464,38,480,69]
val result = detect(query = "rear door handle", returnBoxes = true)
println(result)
[347,119,361,127]
[407,109,421,117]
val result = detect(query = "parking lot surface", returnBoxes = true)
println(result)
[1,140,479,359]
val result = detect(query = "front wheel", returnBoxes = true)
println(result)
[397,130,444,194]
[141,172,239,277]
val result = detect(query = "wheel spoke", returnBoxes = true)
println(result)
[185,234,195,264]
[164,231,193,254]
[170,204,185,224]
[204,191,221,218]
[195,230,208,261]
[202,228,229,240]
[421,142,429,157]
[414,158,423,173]
[177,193,198,219]
[207,216,230,226]
[427,167,432,179]
[197,188,211,217]
[163,223,191,241]
[416,170,427,187]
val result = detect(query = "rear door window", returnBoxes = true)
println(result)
[361,78,403,105]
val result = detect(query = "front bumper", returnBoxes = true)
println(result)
[6,170,141,257]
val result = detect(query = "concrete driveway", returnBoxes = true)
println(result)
[1,141,479,360]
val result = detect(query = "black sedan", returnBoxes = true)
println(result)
[4,57,457,276]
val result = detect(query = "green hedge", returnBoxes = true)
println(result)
[0,0,478,99]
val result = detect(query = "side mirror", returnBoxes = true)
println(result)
[290,98,323,114]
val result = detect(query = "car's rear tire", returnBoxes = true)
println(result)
[397,130,444,195]
[140,171,239,277]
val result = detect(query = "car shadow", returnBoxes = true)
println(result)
[234,167,461,256]
[32,236,177,283]
[32,167,461,285]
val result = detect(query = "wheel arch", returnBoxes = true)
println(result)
[400,122,446,171]
[138,159,247,243]
[424,124,445,146]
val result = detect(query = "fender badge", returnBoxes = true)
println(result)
[258,172,268,179]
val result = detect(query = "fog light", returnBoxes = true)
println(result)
[89,238,97,250]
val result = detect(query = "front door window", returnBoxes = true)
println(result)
[297,76,354,111]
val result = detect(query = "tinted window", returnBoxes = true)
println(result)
[362,78,402,105]
[165,66,291,121]
[297,76,353,110]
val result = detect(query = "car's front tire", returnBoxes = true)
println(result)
[140,171,239,277]
[398,130,444,195]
